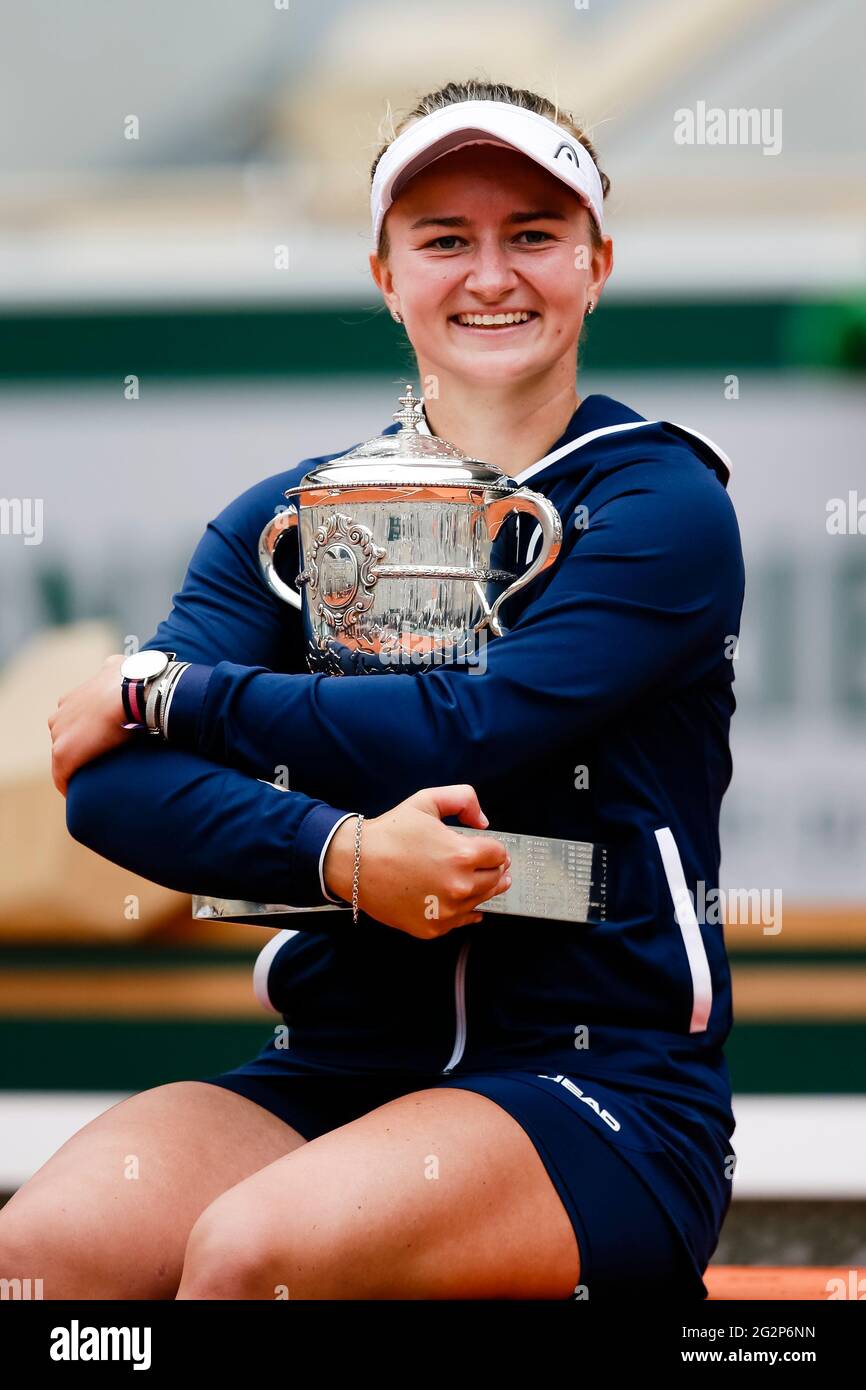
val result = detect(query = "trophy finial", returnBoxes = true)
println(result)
[393,384,423,433]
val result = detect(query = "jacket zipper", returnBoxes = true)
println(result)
[441,938,471,1073]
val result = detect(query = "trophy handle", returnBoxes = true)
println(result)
[480,489,562,637]
[258,507,302,610]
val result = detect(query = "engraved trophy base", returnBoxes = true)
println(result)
[192,829,607,927]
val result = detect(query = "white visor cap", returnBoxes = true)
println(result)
[371,99,605,248]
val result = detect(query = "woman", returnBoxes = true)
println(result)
[11,78,744,1301]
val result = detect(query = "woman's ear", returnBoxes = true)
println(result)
[369,250,392,297]
[369,251,401,322]
[589,235,614,308]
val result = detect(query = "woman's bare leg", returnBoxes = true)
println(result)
[0,1081,305,1300]
[177,1086,581,1300]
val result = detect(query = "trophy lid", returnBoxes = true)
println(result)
[287,385,515,494]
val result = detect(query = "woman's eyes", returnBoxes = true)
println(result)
[423,230,555,250]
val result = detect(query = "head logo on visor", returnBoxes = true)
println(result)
[553,141,580,168]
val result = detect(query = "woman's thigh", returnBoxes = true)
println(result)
[177,1086,581,1300]
[0,1080,306,1300]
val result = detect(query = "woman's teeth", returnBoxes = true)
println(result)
[454,311,536,327]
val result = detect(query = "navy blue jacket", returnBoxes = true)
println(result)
[67,394,744,1128]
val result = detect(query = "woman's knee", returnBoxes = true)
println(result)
[177,1171,428,1302]
[0,1202,46,1297]
[177,1182,356,1301]
[0,1081,293,1301]
[0,1180,178,1301]
[177,1195,278,1300]
[0,1195,107,1301]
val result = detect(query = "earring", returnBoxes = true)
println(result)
[586,301,595,316]
[391,310,403,324]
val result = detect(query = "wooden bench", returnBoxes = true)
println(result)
[706,1266,866,1300]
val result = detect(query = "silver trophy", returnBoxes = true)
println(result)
[257,384,561,674]
[193,387,607,925]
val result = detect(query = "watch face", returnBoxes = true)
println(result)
[121,650,169,681]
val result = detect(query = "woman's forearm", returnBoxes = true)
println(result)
[66,741,511,940]
[65,737,354,918]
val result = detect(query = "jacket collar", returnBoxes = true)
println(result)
[382,392,731,486]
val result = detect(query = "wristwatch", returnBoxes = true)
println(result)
[120,650,177,735]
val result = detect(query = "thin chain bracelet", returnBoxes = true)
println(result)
[351,813,364,925]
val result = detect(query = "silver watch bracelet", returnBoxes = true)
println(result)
[145,661,190,738]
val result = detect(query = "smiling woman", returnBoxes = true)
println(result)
[24,75,745,1303]
[367,81,613,473]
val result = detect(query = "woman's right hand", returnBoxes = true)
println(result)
[322,785,511,939]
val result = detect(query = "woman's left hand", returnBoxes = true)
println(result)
[48,654,131,797]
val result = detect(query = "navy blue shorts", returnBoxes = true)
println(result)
[198,1064,707,1300]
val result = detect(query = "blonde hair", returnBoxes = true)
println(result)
[371,77,610,261]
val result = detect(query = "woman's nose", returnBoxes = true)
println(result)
[462,242,520,295]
